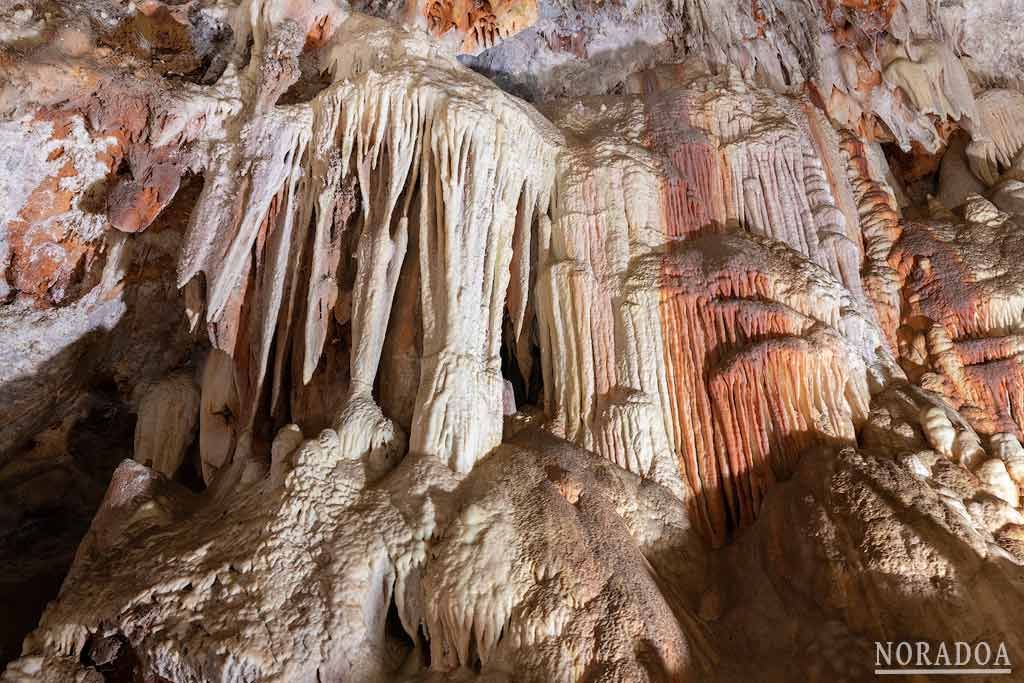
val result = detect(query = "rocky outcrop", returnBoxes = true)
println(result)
[3,431,708,682]
[891,196,1024,439]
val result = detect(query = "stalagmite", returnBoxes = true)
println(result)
[269,423,303,485]
[399,65,558,473]
[921,406,956,457]
[199,350,240,484]
[977,458,1020,507]
[953,429,986,470]
[419,435,710,678]
[132,373,200,478]
[993,432,1024,489]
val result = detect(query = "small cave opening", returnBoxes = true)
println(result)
[173,436,206,494]
[383,591,419,675]
[79,630,166,683]
[881,123,958,210]
[278,47,334,105]
[499,309,544,414]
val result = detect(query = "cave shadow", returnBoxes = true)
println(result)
[707,443,1024,682]
[0,178,201,668]
[0,322,134,668]
[460,31,676,102]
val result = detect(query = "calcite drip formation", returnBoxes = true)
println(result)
[5,0,1024,680]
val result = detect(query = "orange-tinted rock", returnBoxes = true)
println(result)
[838,131,903,348]
[106,149,182,233]
[106,185,163,233]
[101,2,204,77]
[638,73,726,238]
[5,153,91,303]
[420,0,538,54]
[891,199,1024,436]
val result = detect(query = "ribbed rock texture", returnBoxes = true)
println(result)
[4,0,1024,681]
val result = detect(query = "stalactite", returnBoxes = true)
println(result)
[817,33,982,154]
[200,349,240,484]
[13,0,1024,681]
[299,165,356,385]
[636,65,728,238]
[632,66,867,307]
[538,80,881,541]
[839,131,903,348]
[419,0,539,54]
[708,329,863,528]
[964,89,1024,185]
[537,96,683,495]
[178,103,313,432]
[409,99,555,472]
[175,16,560,475]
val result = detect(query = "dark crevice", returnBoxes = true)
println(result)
[881,128,954,208]
[80,631,173,683]
[173,438,205,493]
[278,50,333,105]
[0,387,135,668]
[383,590,416,674]
[500,309,544,411]
[418,624,432,668]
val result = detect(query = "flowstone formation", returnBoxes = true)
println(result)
[5,0,1024,680]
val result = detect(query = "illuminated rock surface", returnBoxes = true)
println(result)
[3,0,1024,680]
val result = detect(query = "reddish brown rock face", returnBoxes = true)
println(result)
[106,147,182,234]
[7,178,84,303]
[421,0,538,53]
[638,73,725,239]
[892,203,1024,437]
[3,110,112,306]
[1,66,202,304]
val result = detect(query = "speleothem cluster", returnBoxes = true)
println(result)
[5,0,1024,680]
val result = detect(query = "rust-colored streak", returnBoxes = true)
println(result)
[657,249,851,545]
[642,85,862,545]
[641,79,726,239]
[891,212,1024,439]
